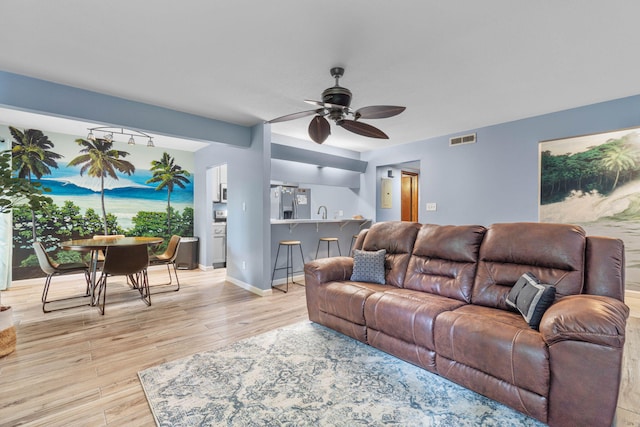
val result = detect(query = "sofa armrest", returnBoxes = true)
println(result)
[539,295,629,347]
[304,256,354,286]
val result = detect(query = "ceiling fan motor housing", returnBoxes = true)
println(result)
[322,86,352,108]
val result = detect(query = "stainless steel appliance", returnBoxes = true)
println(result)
[220,184,227,203]
[270,186,311,219]
[214,209,227,222]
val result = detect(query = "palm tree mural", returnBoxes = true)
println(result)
[146,152,191,234]
[601,141,638,190]
[67,138,135,235]
[10,127,62,241]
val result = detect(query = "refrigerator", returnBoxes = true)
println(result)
[270,186,311,219]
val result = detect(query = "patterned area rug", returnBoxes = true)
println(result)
[139,322,545,426]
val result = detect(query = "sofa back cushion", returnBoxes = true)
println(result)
[404,224,486,302]
[472,222,586,310]
[362,221,421,287]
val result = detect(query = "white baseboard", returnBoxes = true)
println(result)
[270,274,305,287]
[226,276,273,297]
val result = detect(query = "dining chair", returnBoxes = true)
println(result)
[148,235,182,292]
[33,241,92,313]
[92,234,126,262]
[93,243,150,315]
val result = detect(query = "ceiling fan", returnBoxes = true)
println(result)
[267,67,406,144]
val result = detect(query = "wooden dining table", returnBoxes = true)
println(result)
[60,236,164,306]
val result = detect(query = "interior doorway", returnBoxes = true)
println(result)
[401,170,419,222]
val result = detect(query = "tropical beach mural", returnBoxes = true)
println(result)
[2,125,195,280]
[540,127,640,292]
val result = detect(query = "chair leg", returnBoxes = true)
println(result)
[315,240,322,260]
[41,274,52,304]
[42,272,92,313]
[138,269,151,306]
[94,272,107,315]
[171,262,180,291]
[148,262,180,293]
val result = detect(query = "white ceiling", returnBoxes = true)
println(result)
[1,1,640,153]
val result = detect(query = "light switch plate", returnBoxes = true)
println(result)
[426,202,437,211]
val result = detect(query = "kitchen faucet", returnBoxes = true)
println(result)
[318,205,327,220]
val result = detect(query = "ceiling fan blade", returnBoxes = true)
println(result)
[267,109,320,124]
[337,119,389,139]
[308,116,331,144]
[304,99,350,111]
[354,105,406,120]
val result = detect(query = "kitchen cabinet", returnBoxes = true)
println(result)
[211,164,228,203]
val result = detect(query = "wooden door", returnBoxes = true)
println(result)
[401,171,419,222]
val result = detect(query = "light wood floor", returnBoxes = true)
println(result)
[0,267,309,426]
[1,270,638,426]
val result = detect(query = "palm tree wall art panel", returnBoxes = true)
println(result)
[1,125,195,280]
[539,127,640,292]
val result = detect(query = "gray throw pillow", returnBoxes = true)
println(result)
[506,272,556,330]
[350,249,386,284]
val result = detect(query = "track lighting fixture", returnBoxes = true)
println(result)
[86,126,154,147]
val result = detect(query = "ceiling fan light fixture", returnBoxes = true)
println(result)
[87,131,95,141]
[147,138,154,147]
[128,135,135,145]
[104,132,113,142]
[267,66,405,145]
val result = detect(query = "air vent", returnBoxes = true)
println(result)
[449,133,476,146]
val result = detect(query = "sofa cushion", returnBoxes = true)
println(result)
[364,289,466,351]
[350,249,386,284]
[316,281,389,326]
[435,304,550,398]
[506,272,556,330]
[361,221,421,287]
[404,224,486,302]
[472,222,585,310]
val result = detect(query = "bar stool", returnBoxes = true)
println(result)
[271,240,305,293]
[315,237,341,259]
[350,234,359,256]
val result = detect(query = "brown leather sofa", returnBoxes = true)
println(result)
[304,221,629,427]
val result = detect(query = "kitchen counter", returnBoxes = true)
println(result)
[271,218,370,225]
[269,218,372,283]
[271,218,371,231]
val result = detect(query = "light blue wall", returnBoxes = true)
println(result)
[1,70,276,292]
[5,70,640,291]
[0,71,251,147]
[364,95,640,226]
[194,124,272,292]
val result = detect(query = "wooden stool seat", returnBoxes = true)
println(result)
[279,240,302,245]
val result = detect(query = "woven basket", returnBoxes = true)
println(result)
[0,306,16,357]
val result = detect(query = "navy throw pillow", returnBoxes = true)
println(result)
[350,249,386,284]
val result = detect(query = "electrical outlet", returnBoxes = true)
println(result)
[242,261,246,270]
[338,210,343,216]
[426,203,437,211]
[242,202,246,211]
